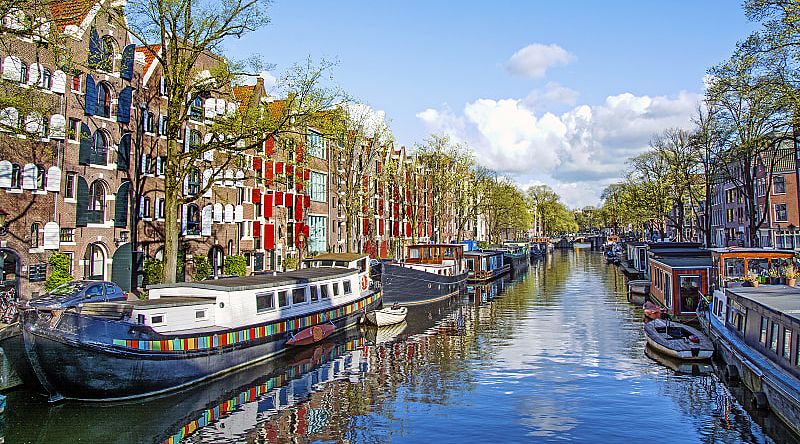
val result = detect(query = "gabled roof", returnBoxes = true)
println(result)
[136,45,161,80]
[49,0,95,29]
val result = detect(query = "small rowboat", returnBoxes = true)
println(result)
[644,319,713,360]
[365,305,408,326]
[286,323,336,346]
[643,301,666,320]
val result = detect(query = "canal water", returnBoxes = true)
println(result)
[2,250,799,443]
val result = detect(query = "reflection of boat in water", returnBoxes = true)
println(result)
[645,344,713,376]
[468,274,509,305]
[364,321,407,345]
[1,327,368,444]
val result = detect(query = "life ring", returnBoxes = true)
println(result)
[361,275,368,291]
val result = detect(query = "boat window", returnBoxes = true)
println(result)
[277,290,289,307]
[466,258,474,272]
[151,315,163,324]
[748,258,769,276]
[358,258,367,273]
[783,328,792,360]
[724,258,745,279]
[320,285,329,299]
[333,282,340,296]
[310,286,319,302]
[257,292,274,312]
[760,317,769,345]
[410,248,420,259]
[796,335,800,366]
[343,280,352,294]
[444,247,454,257]
[292,287,306,304]
[335,261,347,267]
[195,310,206,319]
[678,276,701,313]
[771,322,780,353]
[663,272,672,308]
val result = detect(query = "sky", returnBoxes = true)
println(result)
[225,1,758,208]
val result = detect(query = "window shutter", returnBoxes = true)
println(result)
[234,204,244,222]
[117,87,132,123]
[264,193,273,218]
[88,27,101,68]
[27,63,41,86]
[114,181,130,228]
[265,162,274,185]
[43,222,60,250]
[215,99,226,115]
[181,204,187,235]
[2,56,21,81]
[253,221,261,237]
[46,166,61,192]
[224,204,234,223]
[252,189,261,204]
[235,170,245,187]
[0,161,10,188]
[84,75,97,115]
[49,114,66,139]
[213,203,223,223]
[22,163,36,189]
[275,191,284,206]
[204,98,216,119]
[201,205,212,236]
[51,70,66,94]
[184,127,190,152]
[264,223,275,250]
[183,175,189,195]
[202,169,212,197]
[75,176,89,227]
[120,44,135,80]
[224,170,234,187]
[118,133,131,171]
[304,195,310,208]
[294,194,304,221]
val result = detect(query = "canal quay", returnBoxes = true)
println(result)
[0,251,795,444]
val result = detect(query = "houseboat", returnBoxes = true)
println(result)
[19,254,380,402]
[381,244,468,306]
[700,284,800,436]
[621,241,648,279]
[493,244,529,273]
[648,254,712,319]
[464,250,510,282]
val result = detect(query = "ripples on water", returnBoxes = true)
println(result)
[3,250,799,443]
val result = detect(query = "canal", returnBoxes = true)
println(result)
[3,251,799,443]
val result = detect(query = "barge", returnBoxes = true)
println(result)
[464,250,510,282]
[381,244,468,306]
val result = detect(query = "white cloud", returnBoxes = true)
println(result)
[344,102,392,142]
[260,70,278,90]
[524,82,579,110]
[417,90,700,207]
[506,43,574,79]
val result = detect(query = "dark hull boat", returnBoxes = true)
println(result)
[381,263,467,306]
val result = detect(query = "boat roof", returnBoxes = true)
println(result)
[707,247,795,256]
[650,256,713,269]
[464,250,504,257]
[147,268,356,292]
[130,296,215,309]
[304,253,367,262]
[407,243,463,248]
[727,286,800,322]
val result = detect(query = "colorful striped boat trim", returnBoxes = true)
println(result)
[112,293,379,352]
[162,338,366,444]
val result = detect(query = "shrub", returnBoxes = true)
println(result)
[45,252,74,292]
[283,256,298,271]
[192,256,212,281]
[224,255,247,276]
[143,258,163,287]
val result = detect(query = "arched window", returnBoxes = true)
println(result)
[10,163,21,189]
[98,35,116,72]
[92,131,108,165]
[30,223,40,248]
[19,61,27,83]
[40,68,51,89]
[186,204,201,235]
[35,164,45,190]
[189,129,202,150]
[84,243,105,280]
[88,180,106,223]
[189,96,203,119]
[96,83,111,118]
[227,239,234,256]
[187,168,201,195]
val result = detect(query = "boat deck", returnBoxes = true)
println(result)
[147,268,356,292]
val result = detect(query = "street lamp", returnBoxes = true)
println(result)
[0,209,8,236]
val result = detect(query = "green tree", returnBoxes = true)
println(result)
[44,252,73,292]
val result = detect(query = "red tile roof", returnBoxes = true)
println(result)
[49,0,96,29]
[136,45,161,75]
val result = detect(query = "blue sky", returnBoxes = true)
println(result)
[227,1,756,207]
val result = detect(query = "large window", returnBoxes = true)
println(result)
[96,83,112,118]
[308,216,327,254]
[30,223,40,248]
[256,292,274,312]
[678,276,701,313]
[776,203,788,222]
[784,328,792,360]
[292,287,306,304]
[307,130,325,159]
[760,316,769,345]
[92,131,108,165]
[771,322,780,353]
[185,204,200,235]
[187,168,201,195]
[88,180,106,223]
[84,243,105,280]
[310,171,327,202]
[773,176,786,194]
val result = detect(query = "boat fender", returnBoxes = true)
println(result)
[751,392,769,410]
[723,364,740,383]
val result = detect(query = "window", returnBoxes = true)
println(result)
[308,216,327,254]
[277,290,289,307]
[35,164,45,190]
[140,196,151,218]
[71,74,81,92]
[60,228,75,242]
[195,310,206,319]
[88,180,106,223]
[68,118,80,141]
[310,171,327,202]
[30,223,39,248]
[185,204,200,235]
[63,251,74,275]
[784,328,792,360]
[85,243,105,280]
[320,284,329,299]
[307,130,325,159]
[776,204,788,222]
[292,288,306,304]
[287,222,294,247]
[96,83,112,118]
[189,97,203,120]
[97,35,115,72]
[155,197,165,219]
[39,68,51,89]
[333,282,340,297]
[771,322,780,353]
[142,111,154,133]
[189,129,201,151]
[187,168,201,195]
[19,62,27,83]
[158,115,167,135]
[310,286,319,302]
[151,315,163,324]
[65,172,76,198]
[92,131,108,165]
[343,280,352,294]
[256,292,275,312]
[773,176,786,194]
[9,163,20,189]
[159,77,166,95]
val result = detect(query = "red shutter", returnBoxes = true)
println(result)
[252,188,261,204]
[303,168,310,181]
[304,195,310,208]
[393,221,399,236]
[296,143,304,162]
[264,137,275,156]
[302,224,309,238]
[296,170,303,191]
[264,223,275,249]
[275,191,284,206]
[253,157,262,171]
[276,162,285,174]
[294,194,304,221]
[295,222,302,239]
[378,219,385,236]
[405,222,411,237]
[253,220,261,237]
[265,162,274,186]
[264,193,273,218]
[363,218,369,234]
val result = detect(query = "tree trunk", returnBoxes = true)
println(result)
[163,157,179,284]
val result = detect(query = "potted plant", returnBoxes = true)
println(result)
[768,268,779,285]
[743,272,760,288]
[785,266,797,287]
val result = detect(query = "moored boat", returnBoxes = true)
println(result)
[286,323,336,346]
[643,318,713,360]
[643,300,666,320]
[19,254,380,402]
[365,305,407,326]
[464,250,510,282]
[381,244,468,306]
[493,243,528,273]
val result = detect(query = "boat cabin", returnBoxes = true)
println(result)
[464,250,510,282]
[401,244,466,276]
[302,253,369,274]
[710,248,796,292]
[724,285,800,380]
[649,254,712,318]
[626,242,649,275]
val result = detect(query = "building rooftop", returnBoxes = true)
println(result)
[148,268,355,292]
[728,285,800,322]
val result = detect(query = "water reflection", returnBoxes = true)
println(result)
[4,250,799,443]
